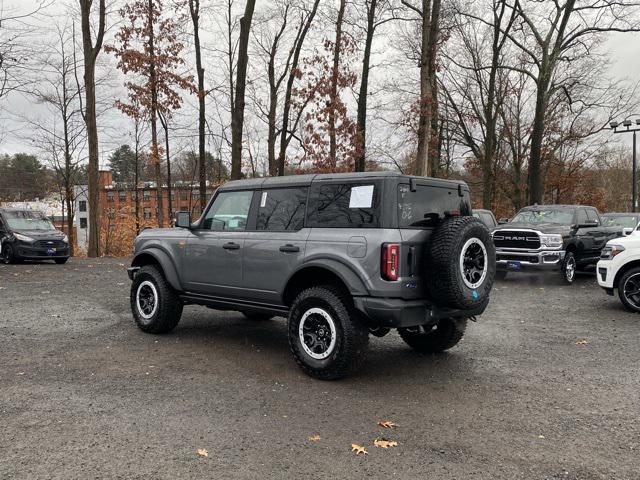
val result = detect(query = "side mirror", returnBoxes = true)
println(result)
[498,218,509,225]
[623,227,633,236]
[175,211,191,229]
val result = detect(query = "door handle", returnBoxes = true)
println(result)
[279,244,300,253]
[223,242,240,250]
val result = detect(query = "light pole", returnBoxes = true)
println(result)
[610,118,640,212]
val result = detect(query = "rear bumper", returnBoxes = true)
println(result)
[353,297,488,328]
[496,248,565,270]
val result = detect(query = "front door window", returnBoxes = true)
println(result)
[201,191,253,231]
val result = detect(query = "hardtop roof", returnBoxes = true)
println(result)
[219,171,467,191]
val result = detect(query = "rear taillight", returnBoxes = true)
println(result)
[381,243,400,281]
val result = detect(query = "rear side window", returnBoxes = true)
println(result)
[257,188,307,231]
[576,209,588,225]
[398,184,470,228]
[306,182,381,228]
[586,209,600,225]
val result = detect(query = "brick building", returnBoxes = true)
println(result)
[75,171,217,250]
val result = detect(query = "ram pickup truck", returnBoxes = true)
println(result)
[491,205,623,283]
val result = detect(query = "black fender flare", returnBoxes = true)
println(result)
[131,247,182,291]
[285,258,370,298]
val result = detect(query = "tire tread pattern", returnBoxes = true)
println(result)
[288,285,369,380]
[130,265,183,334]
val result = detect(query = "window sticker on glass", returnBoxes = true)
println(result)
[260,191,268,208]
[349,185,374,209]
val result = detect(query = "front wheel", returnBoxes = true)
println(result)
[288,286,369,380]
[1,243,16,264]
[130,265,183,334]
[398,318,467,353]
[618,267,640,313]
[561,252,577,284]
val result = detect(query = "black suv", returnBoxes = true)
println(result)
[127,172,496,379]
[0,208,70,264]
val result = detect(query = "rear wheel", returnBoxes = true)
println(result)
[618,267,640,313]
[398,318,467,353]
[288,285,369,380]
[130,265,183,334]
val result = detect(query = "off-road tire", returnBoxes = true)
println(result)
[55,258,69,265]
[130,265,183,334]
[561,252,577,284]
[617,266,640,313]
[1,243,16,264]
[288,285,369,380]
[425,216,496,310]
[241,311,274,321]
[398,318,467,353]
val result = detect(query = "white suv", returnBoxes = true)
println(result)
[597,227,640,312]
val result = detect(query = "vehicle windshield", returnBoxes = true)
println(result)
[3,211,55,231]
[511,209,574,225]
[603,215,638,229]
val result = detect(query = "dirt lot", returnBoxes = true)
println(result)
[1,258,639,479]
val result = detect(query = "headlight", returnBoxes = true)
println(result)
[540,234,563,247]
[601,244,625,260]
[62,235,69,243]
[14,233,35,243]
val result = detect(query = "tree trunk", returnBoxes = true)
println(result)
[134,119,140,234]
[148,0,164,227]
[355,0,377,173]
[414,0,435,177]
[79,0,105,257]
[528,77,549,205]
[328,0,346,169]
[276,0,320,176]
[267,45,279,176]
[189,0,207,214]
[159,113,172,220]
[230,0,257,180]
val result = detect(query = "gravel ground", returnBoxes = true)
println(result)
[1,258,639,480]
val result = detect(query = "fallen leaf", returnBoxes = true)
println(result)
[351,444,368,455]
[537,435,545,439]
[308,434,321,442]
[378,420,397,429]
[374,438,398,449]
[196,448,208,457]
[575,339,589,345]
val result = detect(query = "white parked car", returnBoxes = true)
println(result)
[597,227,640,312]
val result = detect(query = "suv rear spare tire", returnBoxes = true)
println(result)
[425,216,495,310]
[288,285,369,380]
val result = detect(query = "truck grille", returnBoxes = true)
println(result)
[492,230,540,249]
[33,240,67,249]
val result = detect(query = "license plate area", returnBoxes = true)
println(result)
[47,248,57,256]
[506,261,522,271]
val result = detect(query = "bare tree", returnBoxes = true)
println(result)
[442,0,518,208]
[276,0,320,175]
[27,22,86,254]
[401,0,442,176]
[78,0,106,257]
[187,0,208,213]
[354,0,394,172]
[230,0,257,179]
[502,0,640,203]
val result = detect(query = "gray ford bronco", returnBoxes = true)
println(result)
[127,172,496,379]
